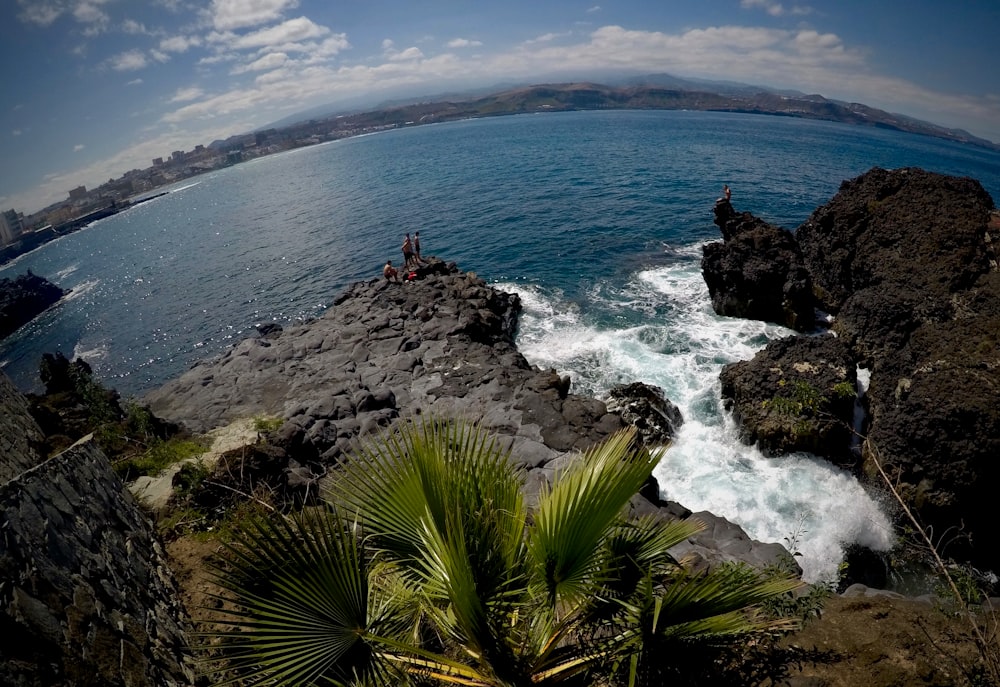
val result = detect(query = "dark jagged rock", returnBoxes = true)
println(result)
[256,322,283,338]
[795,168,1000,571]
[605,381,683,448]
[796,167,997,361]
[719,334,857,461]
[713,167,1000,572]
[862,313,1000,566]
[0,371,195,686]
[0,271,65,340]
[701,200,815,331]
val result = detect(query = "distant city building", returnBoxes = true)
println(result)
[152,157,164,166]
[0,209,24,246]
[68,186,88,201]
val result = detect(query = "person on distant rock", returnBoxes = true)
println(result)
[413,231,425,264]
[402,233,415,268]
[383,259,399,282]
[716,184,732,205]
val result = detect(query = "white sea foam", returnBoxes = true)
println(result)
[53,264,79,282]
[63,279,100,302]
[169,181,201,193]
[495,257,895,583]
[73,340,108,362]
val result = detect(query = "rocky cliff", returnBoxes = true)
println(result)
[705,167,1000,572]
[0,371,194,686]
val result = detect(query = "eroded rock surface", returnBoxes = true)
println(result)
[719,334,856,461]
[709,167,1000,571]
[702,199,815,331]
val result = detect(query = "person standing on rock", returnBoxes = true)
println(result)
[402,233,415,269]
[414,231,425,264]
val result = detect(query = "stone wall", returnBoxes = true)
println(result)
[0,372,194,686]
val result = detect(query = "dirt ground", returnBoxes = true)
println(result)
[165,534,993,687]
[780,594,988,686]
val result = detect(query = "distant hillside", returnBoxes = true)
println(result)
[269,78,998,152]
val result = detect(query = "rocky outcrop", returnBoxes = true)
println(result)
[798,168,1000,569]
[0,271,65,340]
[709,167,1000,572]
[701,199,815,331]
[796,167,996,366]
[719,334,857,461]
[605,381,683,448]
[796,168,994,317]
[0,372,194,686]
[147,258,792,574]
[146,259,616,455]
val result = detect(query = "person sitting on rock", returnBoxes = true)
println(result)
[383,259,399,282]
[716,184,732,205]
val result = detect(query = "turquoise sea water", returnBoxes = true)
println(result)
[3,110,999,581]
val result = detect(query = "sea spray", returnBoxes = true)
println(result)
[496,249,896,583]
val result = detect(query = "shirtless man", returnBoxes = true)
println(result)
[402,233,415,268]
[383,259,399,281]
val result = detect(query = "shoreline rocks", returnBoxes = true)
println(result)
[145,257,794,574]
[0,271,65,340]
[705,167,1000,573]
[702,199,815,331]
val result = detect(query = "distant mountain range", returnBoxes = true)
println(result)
[262,73,998,152]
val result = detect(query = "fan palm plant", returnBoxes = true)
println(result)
[203,418,801,686]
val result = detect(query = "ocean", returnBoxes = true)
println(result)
[3,109,999,582]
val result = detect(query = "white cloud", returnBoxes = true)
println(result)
[126,78,144,86]
[121,19,149,34]
[312,34,350,58]
[170,87,205,103]
[231,16,329,50]
[234,52,290,73]
[108,49,149,72]
[382,38,395,51]
[160,35,202,53]
[741,0,812,17]
[12,130,23,137]
[586,5,601,13]
[447,38,483,49]
[73,144,85,152]
[740,0,786,16]
[389,47,424,62]
[16,1,61,26]
[209,0,300,31]
[74,1,110,33]
[524,32,571,45]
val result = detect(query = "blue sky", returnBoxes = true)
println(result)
[3,0,999,215]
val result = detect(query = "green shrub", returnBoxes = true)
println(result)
[114,436,210,482]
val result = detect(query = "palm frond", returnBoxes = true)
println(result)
[201,508,397,686]
[528,428,656,605]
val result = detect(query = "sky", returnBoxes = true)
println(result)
[3,0,999,215]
